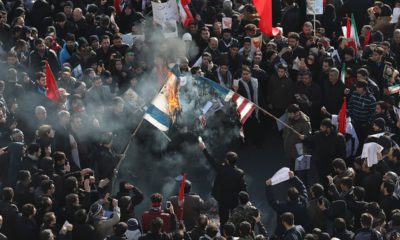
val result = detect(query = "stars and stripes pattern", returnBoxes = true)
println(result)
[196,76,256,124]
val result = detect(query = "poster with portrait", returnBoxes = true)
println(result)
[306,0,323,15]
[152,0,179,25]
[222,17,232,29]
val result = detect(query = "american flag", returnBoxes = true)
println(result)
[196,76,256,124]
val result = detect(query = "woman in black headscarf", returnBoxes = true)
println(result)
[321,4,341,41]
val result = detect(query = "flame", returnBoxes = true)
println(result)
[166,72,181,123]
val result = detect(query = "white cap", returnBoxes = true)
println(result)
[182,33,192,42]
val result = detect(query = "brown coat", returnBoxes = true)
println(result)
[169,194,206,231]
[282,111,312,160]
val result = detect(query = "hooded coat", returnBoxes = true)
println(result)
[283,111,312,160]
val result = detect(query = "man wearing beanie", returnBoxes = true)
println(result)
[300,118,346,184]
[89,198,121,240]
[126,218,141,240]
[141,193,176,234]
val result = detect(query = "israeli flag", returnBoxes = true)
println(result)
[143,85,171,132]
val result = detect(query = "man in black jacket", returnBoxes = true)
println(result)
[266,171,309,236]
[280,212,305,240]
[380,179,400,218]
[322,68,345,115]
[29,38,60,78]
[198,141,247,228]
[0,187,18,239]
[0,11,11,51]
[300,118,346,184]
[21,143,41,176]
[353,213,383,240]
[332,218,354,240]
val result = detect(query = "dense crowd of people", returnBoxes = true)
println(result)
[0,0,400,240]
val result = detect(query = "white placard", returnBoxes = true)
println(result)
[295,155,311,171]
[222,17,232,29]
[271,167,290,185]
[307,0,323,15]
[152,0,179,25]
[251,35,263,51]
[162,21,178,38]
[295,143,304,155]
[391,8,400,23]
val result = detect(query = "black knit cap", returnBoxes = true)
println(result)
[321,118,333,129]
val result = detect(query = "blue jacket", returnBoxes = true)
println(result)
[59,42,77,66]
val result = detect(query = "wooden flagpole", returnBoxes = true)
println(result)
[111,117,145,193]
[111,65,173,193]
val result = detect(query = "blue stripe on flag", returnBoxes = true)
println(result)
[196,76,230,97]
[146,104,171,129]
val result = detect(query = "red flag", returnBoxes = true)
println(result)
[346,16,351,38]
[338,97,347,135]
[253,0,272,36]
[181,0,190,5]
[114,0,122,16]
[45,62,60,103]
[177,174,186,221]
[363,31,371,48]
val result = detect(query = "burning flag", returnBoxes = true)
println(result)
[165,72,181,123]
[144,71,181,131]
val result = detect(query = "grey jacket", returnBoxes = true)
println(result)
[93,207,121,240]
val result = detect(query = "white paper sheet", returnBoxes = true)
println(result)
[361,142,383,167]
[271,167,290,185]
[368,132,386,138]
